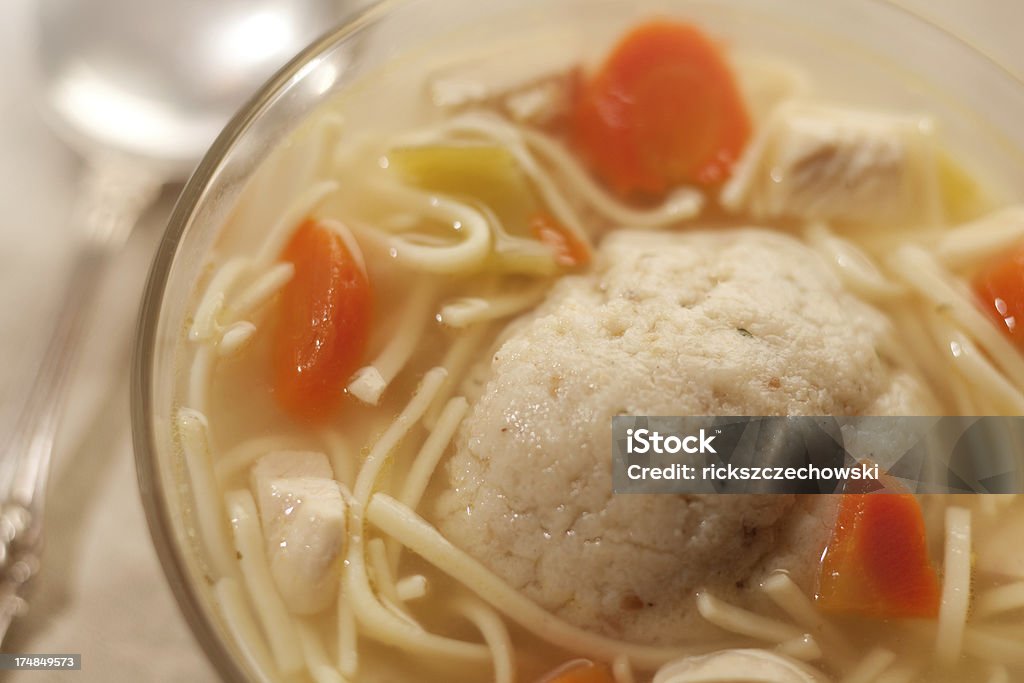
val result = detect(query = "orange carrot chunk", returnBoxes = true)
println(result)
[530,212,592,268]
[272,219,372,422]
[816,493,941,619]
[974,245,1024,347]
[571,20,751,198]
[539,661,615,683]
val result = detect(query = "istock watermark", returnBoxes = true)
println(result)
[611,416,1024,494]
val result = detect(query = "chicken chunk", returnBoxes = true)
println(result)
[434,229,934,644]
[653,649,827,683]
[721,102,941,226]
[251,451,346,615]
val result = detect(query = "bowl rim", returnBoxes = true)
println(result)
[130,0,1024,681]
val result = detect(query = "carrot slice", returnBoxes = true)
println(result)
[272,219,372,421]
[816,493,941,619]
[974,244,1024,348]
[530,212,591,268]
[539,661,615,683]
[571,20,750,197]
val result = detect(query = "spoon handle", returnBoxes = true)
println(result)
[0,156,162,642]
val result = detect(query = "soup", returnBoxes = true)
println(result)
[170,10,1024,683]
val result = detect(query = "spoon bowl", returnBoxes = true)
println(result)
[37,0,342,174]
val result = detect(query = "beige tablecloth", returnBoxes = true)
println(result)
[0,0,1020,680]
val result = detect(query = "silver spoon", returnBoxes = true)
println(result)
[0,0,344,641]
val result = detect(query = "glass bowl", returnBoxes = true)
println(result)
[132,0,1024,681]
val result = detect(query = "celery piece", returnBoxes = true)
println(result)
[388,143,538,235]
[937,150,992,224]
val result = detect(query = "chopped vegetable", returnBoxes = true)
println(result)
[538,660,615,683]
[389,143,588,272]
[389,143,538,234]
[530,212,591,268]
[973,245,1024,347]
[938,151,990,223]
[816,493,941,619]
[571,20,750,197]
[272,219,372,421]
